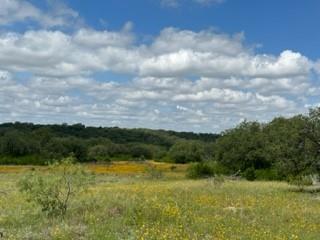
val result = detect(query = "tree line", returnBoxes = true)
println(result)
[0,122,218,165]
[1,107,320,180]
[213,108,320,180]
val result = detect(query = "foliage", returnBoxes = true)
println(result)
[18,157,94,217]
[254,168,280,181]
[213,108,320,179]
[186,162,215,179]
[209,161,230,175]
[303,108,320,174]
[88,145,111,162]
[0,122,218,164]
[3,107,320,181]
[263,116,311,177]
[0,155,46,165]
[242,167,256,181]
[127,143,153,159]
[288,175,313,191]
[0,131,40,157]
[169,140,206,163]
[44,137,88,162]
[214,121,268,173]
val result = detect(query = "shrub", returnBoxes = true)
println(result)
[0,131,40,157]
[187,162,215,179]
[243,167,256,181]
[210,161,229,175]
[88,145,111,162]
[44,137,88,162]
[0,155,47,165]
[255,168,281,181]
[18,157,94,217]
[288,175,313,191]
[127,144,153,159]
[169,141,205,163]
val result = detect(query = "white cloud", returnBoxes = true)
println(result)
[140,49,311,78]
[151,28,245,55]
[0,0,40,25]
[0,25,318,132]
[0,0,79,27]
[0,28,139,76]
[0,27,310,80]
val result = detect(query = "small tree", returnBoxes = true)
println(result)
[88,145,111,162]
[169,141,205,163]
[186,162,215,179]
[18,157,94,217]
[243,167,256,181]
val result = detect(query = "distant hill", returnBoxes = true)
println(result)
[0,122,219,165]
[0,122,219,145]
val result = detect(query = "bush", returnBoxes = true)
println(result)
[127,144,153,159]
[0,155,47,165]
[88,145,111,162]
[255,168,281,181]
[0,131,40,157]
[187,162,215,179]
[44,137,88,162]
[288,175,313,191]
[18,157,94,217]
[169,141,205,163]
[243,167,256,181]
[210,161,229,175]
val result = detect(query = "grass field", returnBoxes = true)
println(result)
[0,162,320,240]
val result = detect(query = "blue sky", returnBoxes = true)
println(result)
[0,0,319,132]
[60,0,320,59]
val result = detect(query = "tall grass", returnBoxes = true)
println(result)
[0,165,319,239]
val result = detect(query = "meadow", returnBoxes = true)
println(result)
[0,161,320,240]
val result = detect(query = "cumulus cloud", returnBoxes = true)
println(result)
[0,24,318,132]
[0,0,79,27]
[0,27,311,80]
[0,27,138,76]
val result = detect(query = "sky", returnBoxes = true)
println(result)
[0,0,320,133]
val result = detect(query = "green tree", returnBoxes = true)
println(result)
[303,107,320,174]
[18,157,94,217]
[88,145,111,162]
[0,130,40,157]
[127,143,153,159]
[214,121,268,173]
[169,140,205,163]
[44,137,87,162]
[263,116,310,178]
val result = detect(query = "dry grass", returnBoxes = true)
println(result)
[0,165,34,173]
[87,161,187,175]
[0,161,187,178]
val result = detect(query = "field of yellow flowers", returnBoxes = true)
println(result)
[0,161,320,239]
